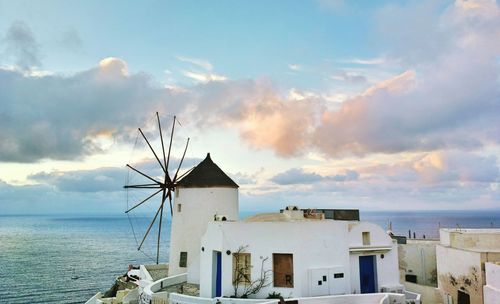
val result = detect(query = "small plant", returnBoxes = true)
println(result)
[267,291,282,299]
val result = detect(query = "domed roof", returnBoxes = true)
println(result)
[176,153,239,188]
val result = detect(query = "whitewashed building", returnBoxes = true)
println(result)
[169,153,239,282]
[198,208,403,299]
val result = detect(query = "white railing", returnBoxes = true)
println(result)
[141,273,188,304]
[140,265,154,282]
[169,293,408,304]
[170,294,271,304]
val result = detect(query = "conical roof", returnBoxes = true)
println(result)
[176,153,239,188]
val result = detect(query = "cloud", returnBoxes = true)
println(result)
[1,21,41,70]
[0,57,316,162]
[25,155,205,193]
[248,150,499,211]
[271,168,323,185]
[339,57,386,65]
[186,79,323,156]
[375,0,500,65]
[270,168,359,185]
[288,64,302,71]
[360,150,499,185]
[1,1,498,163]
[287,88,320,101]
[0,178,125,214]
[177,56,213,71]
[0,57,183,162]
[182,70,227,83]
[330,71,367,84]
[311,0,500,157]
[98,57,129,76]
[375,1,450,65]
[412,150,499,184]
[29,167,125,192]
[229,172,258,185]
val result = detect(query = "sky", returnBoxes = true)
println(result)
[0,0,499,215]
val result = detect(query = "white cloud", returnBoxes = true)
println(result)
[288,88,319,101]
[339,57,386,65]
[312,0,500,157]
[270,168,359,185]
[0,58,181,162]
[182,70,227,83]
[330,71,367,84]
[176,56,213,71]
[98,57,129,76]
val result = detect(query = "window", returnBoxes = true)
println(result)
[177,204,182,213]
[179,252,188,267]
[273,253,293,287]
[233,253,251,285]
[175,188,179,198]
[362,232,370,245]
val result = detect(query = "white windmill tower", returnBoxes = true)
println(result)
[168,153,239,283]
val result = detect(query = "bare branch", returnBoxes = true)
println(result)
[232,245,271,298]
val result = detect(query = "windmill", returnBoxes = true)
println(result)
[124,112,190,264]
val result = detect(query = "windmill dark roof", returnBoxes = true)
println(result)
[176,153,239,188]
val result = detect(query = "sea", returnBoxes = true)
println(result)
[0,210,499,304]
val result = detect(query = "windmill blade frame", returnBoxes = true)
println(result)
[124,112,190,264]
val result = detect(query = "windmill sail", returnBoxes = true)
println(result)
[124,113,189,264]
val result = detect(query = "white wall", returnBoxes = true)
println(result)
[169,187,238,283]
[485,262,500,289]
[169,293,405,304]
[348,222,394,248]
[484,262,500,304]
[199,220,401,299]
[348,222,401,294]
[200,221,351,299]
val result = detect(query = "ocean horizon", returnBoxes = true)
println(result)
[1,210,499,303]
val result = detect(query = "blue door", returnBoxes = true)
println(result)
[216,251,222,297]
[359,255,376,293]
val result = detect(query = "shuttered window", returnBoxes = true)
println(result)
[179,252,188,267]
[273,253,293,287]
[232,253,251,284]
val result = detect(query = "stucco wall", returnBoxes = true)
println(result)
[440,229,500,251]
[200,221,351,299]
[348,245,400,294]
[348,222,401,294]
[348,222,394,248]
[484,262,500,304]
[199,220,400,299]
[398,240,438,286]
[169,187,238,282]
[436,245,483,304]
[485,262,500,289]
